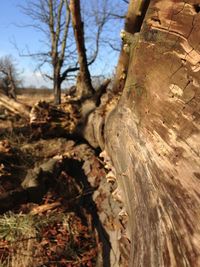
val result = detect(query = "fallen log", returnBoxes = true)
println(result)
[84,1,200,266]
[105,1,200,266]
[0,93,30,118]
[0,158,60,212]
[21,157,60,189]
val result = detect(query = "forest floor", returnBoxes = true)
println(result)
[0,91,112,267]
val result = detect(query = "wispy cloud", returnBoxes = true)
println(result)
[22,70,52,88]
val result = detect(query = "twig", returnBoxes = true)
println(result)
[29,201,61,215]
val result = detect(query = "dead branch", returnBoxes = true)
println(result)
[29,201,61,215]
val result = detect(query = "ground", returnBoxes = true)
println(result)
[0,89,107,267]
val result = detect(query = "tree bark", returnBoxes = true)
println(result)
[112,0,150,93]
[104,0,200,266]
[50,0,70,105]
[53,69,62,105]
[84,0,200,266]
[70,0,94,99]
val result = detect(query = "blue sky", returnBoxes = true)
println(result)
[0,0,126,88]
[0,0,46,86]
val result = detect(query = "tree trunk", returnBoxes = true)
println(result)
[113,0,150,93]
[70,0,94,99]
[8,69,17,100]
[53,69,61,105]
[104,0,200,266]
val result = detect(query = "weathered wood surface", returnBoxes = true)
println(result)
[101,0,200,266]
[0,93,30,118]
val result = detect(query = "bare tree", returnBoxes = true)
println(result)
[0,56,19,100]
[20,0,71,104]
[19,0,110,104]
[19,0,127,104]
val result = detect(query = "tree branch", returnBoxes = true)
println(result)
[60,0,71,62]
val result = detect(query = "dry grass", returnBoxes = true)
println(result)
[17,88,66,106]
[0,212,98,267]
[17,88,54,106]
[0,212,38,267]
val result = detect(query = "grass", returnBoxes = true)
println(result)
[0,212,37,242]
[0,212,38,267]
[0,212,97,267]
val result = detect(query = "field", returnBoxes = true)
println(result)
[17,88,56,105]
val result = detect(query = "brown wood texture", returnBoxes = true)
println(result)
[113,0,150,93]
[103,0,200,266]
